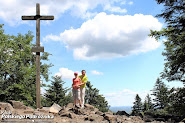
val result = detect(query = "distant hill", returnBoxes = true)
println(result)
[109,106,132,114]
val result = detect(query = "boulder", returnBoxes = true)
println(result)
[78,108,91,115]
[7,100,24,109]
[84,104,94,110]
[41,107,50,111]
[49,103,62,113]
[66,103,74,109]
[24,110,34,114]
[38,108,49,113]
[85,114,104,122]
[94,108,99,112]
[33,110,41,115]
[116,110,130,117]
[69,113,77,119]
[60,111,71,117]
[95,111,104,116]
[73,108,84,115]
[104,114,116,121]
[0,102,14,112]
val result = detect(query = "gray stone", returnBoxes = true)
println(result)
[95,110,104,116]
[49,103,62,113]
[66,103,74,109]
[84,104,94,110]
[8,100,24,109]
[104,114,116,121]
[0,102,14,112]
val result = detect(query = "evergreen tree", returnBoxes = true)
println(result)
[143,94,153,112]
[149,0,185,115]
[132,94,142,114]
[43,76,72,107]
[0,24,52,107]
[85,81,110,112]
[151,78,169,109]
[149,0,185,85]
[167,87,185,115]
[143,100,148,112]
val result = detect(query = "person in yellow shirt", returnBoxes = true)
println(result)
[78,70,88,108]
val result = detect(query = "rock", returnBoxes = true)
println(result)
[89,111,96,115]
[107,110,113,115]
[24,110,34,114]
[38,108,49,113]
[60,111,71,117]
[8,100,24,109]
[41,107,50,112]
[95,111,104,116]
[104,111,113,116]
[104,114,116,121]
[33,110,41,115]
[69,113,76,119]
[73,108,84,115]
[94,108,99,112]
[156,117,166,122]
[49,103,62,113]
[84,104,94,110]
[144,115,155,122]
[66,103,74,109]
[116,111,130,117]
[0,102,14,112]
[77,108,91,115]
[85,114,104,122]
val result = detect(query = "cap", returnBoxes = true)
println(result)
[74,72,78,75]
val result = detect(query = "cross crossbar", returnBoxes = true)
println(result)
[22,16,54,20]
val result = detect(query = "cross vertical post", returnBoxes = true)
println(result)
[22,3,54,108]
[36,3,41,109]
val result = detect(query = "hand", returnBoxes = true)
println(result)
[76,85,80,88]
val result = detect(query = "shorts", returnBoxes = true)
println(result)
[72,89,80,100]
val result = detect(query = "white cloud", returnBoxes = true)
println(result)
[128,1,134,5]
[104,89,152,106]
[43,34,61,42]
[55,68,76,80]
[0,0,128,26]
[121,1,126,5]
[91,70,104,75]
[104,4,127,13]
[44,12,162,60]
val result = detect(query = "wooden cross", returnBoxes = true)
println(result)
[22,3,54,108]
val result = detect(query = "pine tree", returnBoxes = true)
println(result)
[149,0,185,85]
[43,76,72,107]
[151,78,169,109]
[132,94,142,114]
[143,94,153,112]
[167,87,185,115]
[85,81,110,112]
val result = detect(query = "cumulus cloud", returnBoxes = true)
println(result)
[55,68,75,80]
[128,1,134,5]
[0,0,129,26]
[44,12,162,60]
[104,89,152,106]
[104,4,127,13]
[91,70,104,75]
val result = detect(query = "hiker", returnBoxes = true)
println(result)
[78,70,88,108]
[72,72,82,107]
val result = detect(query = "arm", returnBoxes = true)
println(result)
[79,76,88,86]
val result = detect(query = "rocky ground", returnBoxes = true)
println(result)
[0,101,184,123]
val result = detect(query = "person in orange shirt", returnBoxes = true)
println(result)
[72,72,82,107]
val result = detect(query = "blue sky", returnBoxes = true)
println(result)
[0,0,184,107]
